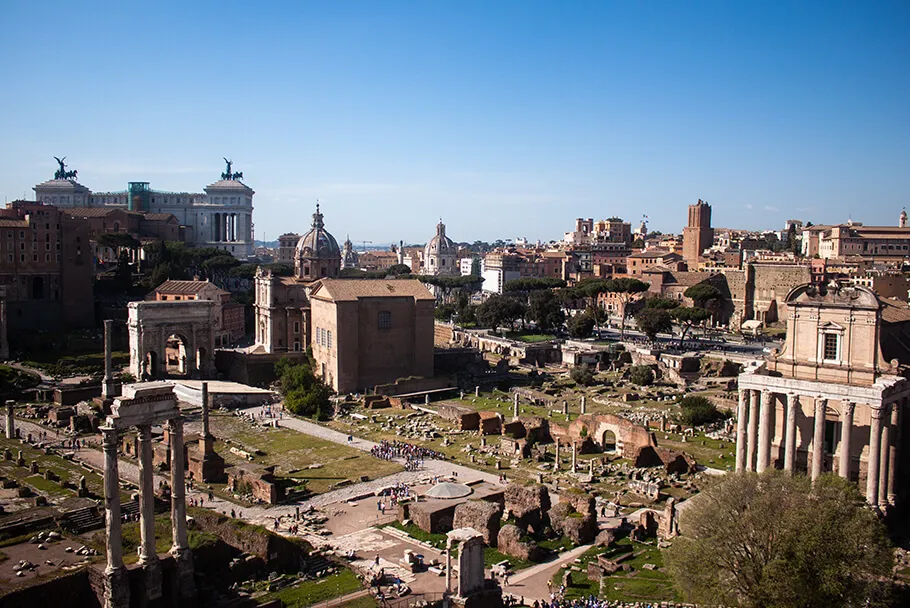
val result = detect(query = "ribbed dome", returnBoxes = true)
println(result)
[425,220,455,257]
[297,204,340,259]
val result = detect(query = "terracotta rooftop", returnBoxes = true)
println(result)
[154,280,227,296]
[627,250,678,259]
[0,219,28,228]
[881,298,910,324]
[310,278,435,302]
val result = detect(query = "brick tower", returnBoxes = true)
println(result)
[683,199,714,268]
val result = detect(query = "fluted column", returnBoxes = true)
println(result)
[138,424,162,600]
[746,390,759,471]
[168,416,195,598]
[102,319,117,399]
[866,406,884,505]
[811,398,827,481]
[784,394,798,472]
[736,390,749,472]
[101,426,129,608]
[839,402,855,479]
[888,402,901,504]
[757,391,772,473]
[878,404,891,508]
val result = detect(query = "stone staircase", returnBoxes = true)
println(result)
[62,501,140,534]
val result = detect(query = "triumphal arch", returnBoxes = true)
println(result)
[128,300,216,379]
[101,382,194,607]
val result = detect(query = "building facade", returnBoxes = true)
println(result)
[33,159,255,258]
[309,279,435,393]
[735,284,910,509]
[0,201,95,334]
[423,220,458,276]
[152,279,246,347]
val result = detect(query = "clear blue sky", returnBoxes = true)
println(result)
[1,1,908,244]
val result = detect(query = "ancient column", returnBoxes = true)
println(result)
[101,426,129,608]
[746,389,759,471]
[102,319,116,399]
[580,396,586,415]
[168,417,195,598]
[554,440,560,471]
[475,386,479,397]
[784,394,798,472]
[201,382,210,438]
[878,403,891,508]
[513,392,519,418]
[888,402,901,504]
[811,398,827,481]
[5,400,14,440]
[866,406,884,505]
[756,391,772,473]
[735,390,748,472]
[571,442,577,473]
[445,540,453,595]
[838,402,855,479]
[138,424,162,599]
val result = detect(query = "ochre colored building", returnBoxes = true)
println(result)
[309,279,435,394]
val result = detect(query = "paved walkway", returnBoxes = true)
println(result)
[502,543,593,602]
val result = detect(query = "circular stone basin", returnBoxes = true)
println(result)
[423,482,473,499]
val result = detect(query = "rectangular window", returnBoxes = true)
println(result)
[327,330,332,349]
[823,333,839,361]
[293,321,300,334]
[378,310,392,329]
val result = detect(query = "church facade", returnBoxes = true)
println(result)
[33,158,255,258]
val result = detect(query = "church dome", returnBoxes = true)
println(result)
[425,220,456,257]
[297,204,340,259]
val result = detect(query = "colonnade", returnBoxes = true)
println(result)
[735,388,902,508]
[101,416,194,607]
[212,212,248,242]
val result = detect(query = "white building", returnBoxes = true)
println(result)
[33,158,255,259]
[422,220,458,276]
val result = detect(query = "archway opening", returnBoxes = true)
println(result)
[144,351,159,379]
[165,334,189,376]
[600,430,617,454]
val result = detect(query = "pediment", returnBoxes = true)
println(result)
[819,321,844,331]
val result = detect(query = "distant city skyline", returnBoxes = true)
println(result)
[1,1,907,244]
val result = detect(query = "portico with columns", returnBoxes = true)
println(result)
[101,382,195,608]
[734,283,910,510]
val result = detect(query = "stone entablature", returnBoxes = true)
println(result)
[128,300,216,380]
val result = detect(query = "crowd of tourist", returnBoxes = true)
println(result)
[370,440,444,470]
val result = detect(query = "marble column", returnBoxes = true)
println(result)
[866,406,884,505]
[513,392,519,418]
[102,319,117,399]
[580,396,586,415]
[5,400,14,440]
[168,417,195,598]
[746,389,759,471]
[838,402,855,479]
[201,382,210,438]
[811,398,827,481]
[138,424,162,599]
[101,426,129,608]
[735,390,748,472]
[888,402,901,504]
[784,394,798,472]
[571,442,577,473]
[878,404,891,508]
[554,440,560,471]
[756,391,772,473]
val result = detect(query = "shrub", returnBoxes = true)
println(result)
[568,313,595,339]
[629,365,654,386]
[569,364,594,386]
[678,395,725,426]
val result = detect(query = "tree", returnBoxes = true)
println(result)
[569,363,594,386]
[606,278,649,339]
[629,365,654,386]
[671,306,711,347]
[275,356,333,420]
[677,395,725,426]
[666,471,893,608]
[635,307,672,341]
[527,289,565,332]
[475,295,526,334]
[386,263,412,276]
[470,257,482,277]
[568,312,595,339]
[645,296,680,310]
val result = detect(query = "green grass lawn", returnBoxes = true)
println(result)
[87,512,219,565]
[554,539,678,603]
[208,412,402,495]
[21,351,129,377]
[258,568,366,607]
[505,331,557,343]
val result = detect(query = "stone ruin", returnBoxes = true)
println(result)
[503,484,551,535]
[446,528,503,608]
[453,499,503,547]
[548,492,598,544]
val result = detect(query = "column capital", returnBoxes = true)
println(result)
[843,401,855,416]
[100,426,119,447]
[871,405,887,420]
